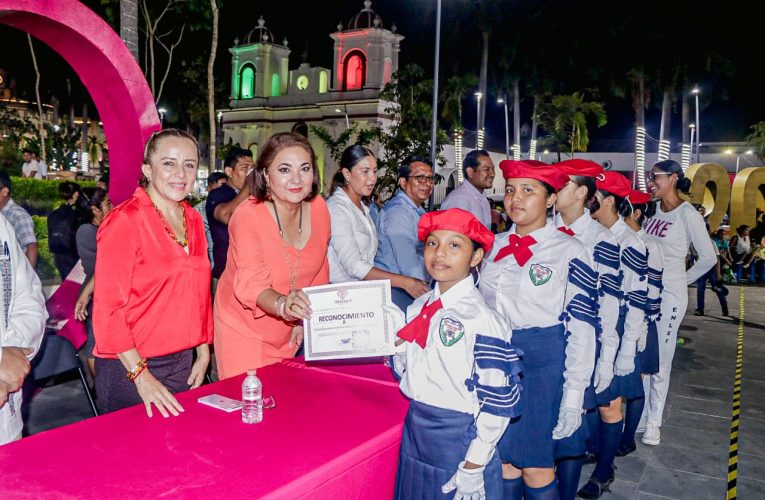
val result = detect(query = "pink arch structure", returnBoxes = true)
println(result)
[0,0,160,204]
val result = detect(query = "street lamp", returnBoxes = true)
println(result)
[429,0,442,174]
[334,106,350,130]
[497,97,509,159]
[474,91,484,149]
[682,123,695,171]
[158,107,167,128]
[691,87,701,162]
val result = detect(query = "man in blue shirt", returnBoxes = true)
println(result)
[440,149,495,229]
[205,148,254,290]
[195,172,228,267]
[375,156,434,311]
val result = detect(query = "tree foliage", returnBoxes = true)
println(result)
[746,122,765,161]
[536,92,607,159]
[0,106,80,173]
[375,65,448,200]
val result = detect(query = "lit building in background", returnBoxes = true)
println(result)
[221,2,403,191]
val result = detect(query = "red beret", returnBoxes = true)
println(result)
[418,208,495,254]
[498,160,549,179]
[556,159,605,179]
[499,160,570,191]
[522,160,550,167]
[595,171,632,199]
[629,189,652,205]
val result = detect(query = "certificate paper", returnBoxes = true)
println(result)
[303,280,393,361]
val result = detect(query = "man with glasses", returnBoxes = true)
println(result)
[375,156,434,311]
[440,150,495,229]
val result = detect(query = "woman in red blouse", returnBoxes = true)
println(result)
[93,129,213,417]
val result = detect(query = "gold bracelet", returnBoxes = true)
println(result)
[126,359,148,383]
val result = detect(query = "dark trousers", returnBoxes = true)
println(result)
[696,268,727,313]
[95,349,192,413]
[54,252,79,280]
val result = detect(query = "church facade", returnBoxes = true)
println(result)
[220,1,403,189]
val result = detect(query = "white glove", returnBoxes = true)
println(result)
[383,304,406,334]
[593,361,614,394]
[441,461,486,500]
[614,341,636,376]
[552,406,582,440]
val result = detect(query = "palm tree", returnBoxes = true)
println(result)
[207,0,219,170]
[629,69,650,189]
[120,0,140,62]
[657,88,674,162]
[87,135,106,171]
[537,92,607,161]
[441,74,478,177]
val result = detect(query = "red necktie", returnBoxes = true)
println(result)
[494,234,537,266]
[397,298,443,348]
[558,226,575,236]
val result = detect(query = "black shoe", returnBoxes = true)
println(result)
[694,310,704,316]
[577,466,616,499]
[616,442,637,457]
[722,309,730,317]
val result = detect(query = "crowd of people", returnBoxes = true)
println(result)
[1,127,750,499]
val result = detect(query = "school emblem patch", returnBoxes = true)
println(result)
[529,263,553,286]
[439,317,465,346]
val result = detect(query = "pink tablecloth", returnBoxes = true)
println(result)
[286,356,399,386]
[0,361,409,499]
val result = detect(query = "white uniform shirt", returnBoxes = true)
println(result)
[327,188,378,283]
[609,219,648,358]
[440,180,492,229]
[0,216,47,444]
[34,160,47,179]
[555,211,621,359]
[638,229,664,333]
[398,276,515,465]
[21,160,38,178]
[642,201,716,296]
[480,222,597,409]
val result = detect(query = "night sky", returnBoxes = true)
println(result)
[0,0,762,152]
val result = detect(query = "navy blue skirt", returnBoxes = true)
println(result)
[396,400,502,500]
[638,319,660,375]
[596,308,645,405]
[498,324,566,468]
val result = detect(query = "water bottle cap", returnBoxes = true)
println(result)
[247,369,256,376]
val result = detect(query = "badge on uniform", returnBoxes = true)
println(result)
[529,263,553,286]
[439,317,465,346]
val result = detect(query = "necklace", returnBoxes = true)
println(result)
[147,189,187,247]
[273,201,303,291]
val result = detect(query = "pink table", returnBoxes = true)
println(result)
[285,356,399,386]
[0,361,409,499]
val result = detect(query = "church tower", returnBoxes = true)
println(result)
[329,1,404,92]
[229,16,290,101]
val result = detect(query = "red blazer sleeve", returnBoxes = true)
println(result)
[93,207,139,355]
[230,201,272,319]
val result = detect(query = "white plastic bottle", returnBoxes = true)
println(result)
[241,369,262,424]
